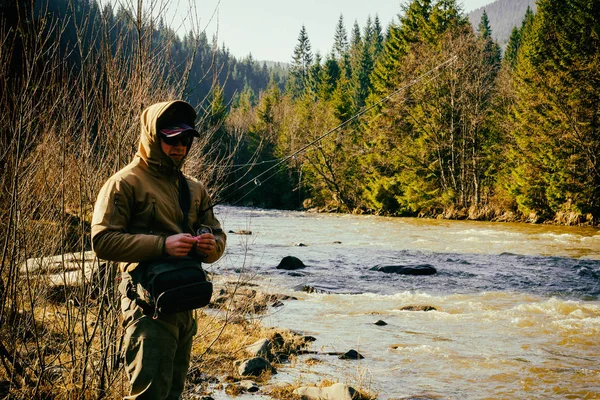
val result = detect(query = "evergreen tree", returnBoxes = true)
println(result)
[349,25,373,112]
[477,10,501,73]
[370,0,432,95]
[508,0,600,222]
[333,14,349,60]
[372,15,385,59]
[351,20,361,48]
[308,53,323,99]
[503,26,521,69]
[288,25,313,97]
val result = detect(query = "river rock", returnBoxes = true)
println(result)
[238,380,259,392]
[276,256,307,270]
[228,230,252,235]
[293,383,357,400]
[374,320,388,326]
[293,285,332,294]
[401,305,437,312]
[339,349,364,360]
[236,357,276,376]
[271,332,285,348]
[370,264,437,275]
[246,338,272,359]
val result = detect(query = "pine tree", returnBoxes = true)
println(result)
[503,26,521,69]
[288,25,313,97]
[332,14,351,81]
[509,0,600,222]
[372,15,385,59]
[370,0,432,95]
[349,26,373,112]
[333,14,349,60]
[308,52,323,99]
[477,10,501,73]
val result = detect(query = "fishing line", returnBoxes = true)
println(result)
[202,55,458,212]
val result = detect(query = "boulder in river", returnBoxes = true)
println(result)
[401,305,437,312]
[236,357,276,376]
[276,256,307,270]
[293,383,357,400]
[228,230,252,235]
[338,349,364,360]
[370,264,437,275]
[246,338,272,359]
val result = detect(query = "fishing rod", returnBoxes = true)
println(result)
[201,55,459,213]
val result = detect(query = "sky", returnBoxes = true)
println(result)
[164,0,495,63]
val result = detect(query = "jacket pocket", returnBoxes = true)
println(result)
[109,192,123,226]
[132,197,157,233]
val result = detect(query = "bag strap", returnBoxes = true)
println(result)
[178,172,191,234]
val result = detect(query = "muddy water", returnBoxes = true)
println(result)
[213,206,600,399]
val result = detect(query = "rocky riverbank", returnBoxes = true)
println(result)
[9,252,376,400]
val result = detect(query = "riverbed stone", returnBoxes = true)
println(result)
[277,256,307,270]
[339,349,364,360]
[246,338,272,359]
[401,305,437,311]
[293,383,357,400]
[236,357,276,376]
[374,320,388,326]
[228,230,252,235]
[294,284,332,294]
[238,380,259,392]
[370,264,437,275]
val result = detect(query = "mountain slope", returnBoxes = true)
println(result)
[469,0,537,47]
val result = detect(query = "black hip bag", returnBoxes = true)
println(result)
[142,257,212,318]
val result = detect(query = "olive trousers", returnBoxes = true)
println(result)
[119,271,197,400]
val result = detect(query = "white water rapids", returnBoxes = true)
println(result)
[208,206,600,399]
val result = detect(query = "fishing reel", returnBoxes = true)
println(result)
[196,225,213,236]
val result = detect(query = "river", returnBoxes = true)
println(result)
[211,206,600,399]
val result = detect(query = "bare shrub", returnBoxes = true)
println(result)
[0,0,242,397]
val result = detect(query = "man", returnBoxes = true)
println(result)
[91,100,226,399]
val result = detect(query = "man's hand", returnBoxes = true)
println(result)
[195,233,217,257]
[165,233,198,257]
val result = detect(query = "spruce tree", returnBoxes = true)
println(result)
[332,15,351,83]
[477,10,501,73]
[503,26,521,69]
[333,14,349,61]
[288,25,314,97]
[509,0,600,222]
[372,15,385,59]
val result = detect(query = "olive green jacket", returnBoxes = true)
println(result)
[91,100,226,270]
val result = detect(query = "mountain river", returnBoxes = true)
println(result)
[208,206,600,399]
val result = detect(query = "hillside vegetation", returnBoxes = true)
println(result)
[468,0,537,46]
[222,0,599,227]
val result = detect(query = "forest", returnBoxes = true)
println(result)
[224,0,599,226]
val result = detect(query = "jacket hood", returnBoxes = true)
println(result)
[136,100,197,171]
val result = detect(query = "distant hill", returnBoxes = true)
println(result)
[468,0,537,48]
[262,60,290,70]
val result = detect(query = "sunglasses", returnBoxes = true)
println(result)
[161,135,193,147]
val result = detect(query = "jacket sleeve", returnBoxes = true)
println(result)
[91,178,165,262]
[198,185,226,264]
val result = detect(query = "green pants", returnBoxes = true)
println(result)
[119,271,197,400]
